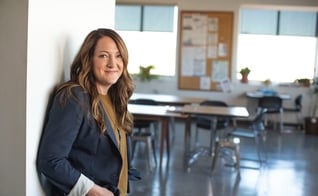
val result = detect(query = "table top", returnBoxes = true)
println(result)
[246,91,291,100]
[130,93,205,106]
[128,104,188,118]
[168,104,249,118]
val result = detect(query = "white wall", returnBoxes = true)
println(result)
[27,1,115,195]
[0,0,115,195]
[118,0,318,122]
[0,1,28,196]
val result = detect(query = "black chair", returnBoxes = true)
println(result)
[258,96,284,132]
[194,100,230,156]
[211,108,268,174]
[130,99,158,171]
[283,94,303,130]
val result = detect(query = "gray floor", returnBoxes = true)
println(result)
[129,121,318,196]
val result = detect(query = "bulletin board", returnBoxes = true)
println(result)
[178,11,234,91]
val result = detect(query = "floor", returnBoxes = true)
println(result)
[129,120,318,196]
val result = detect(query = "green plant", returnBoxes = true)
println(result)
[296,78,311,87]
[135,65,158,82]
[239,67,251,75]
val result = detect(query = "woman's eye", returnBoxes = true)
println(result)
[99,54,108,58]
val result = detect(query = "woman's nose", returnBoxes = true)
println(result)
[107,56,115,67]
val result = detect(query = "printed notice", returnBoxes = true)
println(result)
[211,60,228,82]
[200,76,211,90]
[181,47,206,76]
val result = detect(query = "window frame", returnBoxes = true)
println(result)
[115,4,179,76]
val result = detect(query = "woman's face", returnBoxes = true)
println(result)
[92,36,124,95]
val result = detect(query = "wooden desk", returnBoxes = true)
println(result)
[128,104,188,168]
[168,104,249,171]
[131,93,205,106]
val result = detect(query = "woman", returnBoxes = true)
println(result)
[37,28,140,196]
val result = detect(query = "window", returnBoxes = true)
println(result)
[143,5,175,32]
[115,4,178,76]
[241,9,278,35]
[237,8,318,83]
[115,5,141,31]
[279,11,317,36]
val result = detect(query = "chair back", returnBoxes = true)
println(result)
[196,100,229,129]
[200,100,228,107]
[294,94,303,111]
[258,96,282,113]
[252,108,267,132]
[130,98,158,105]
[131,99,159,128]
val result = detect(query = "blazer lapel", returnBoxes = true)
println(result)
[100,102,120,149]
[105,115,120,149]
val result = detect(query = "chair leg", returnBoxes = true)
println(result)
[211,139,240,174]
[132,137,137,158]
[194,127,199,148]
[151,136,157,165]
[211,141,220,173]
[131,138,141,156]
[146,137,155,171]
[279,110,284,132]
[233,144,240,173]
[131,128,145,159]
[263,114,269,127]
[296,112,303,130]
[153,122,159,140]
[209,130,214,156]
[131,129,157,172]
[260,132,268,163]
[169,117,176,143]
[255,136,263,163]
[268,112,283,132]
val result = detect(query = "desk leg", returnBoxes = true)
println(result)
[210,117,218,156]
[160,119,170,168]
[184,116,192,171]
[170,117,176,142]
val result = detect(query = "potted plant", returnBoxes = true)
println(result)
[296,78,311,87]
[133,65,158,82]
[239,67,251,83]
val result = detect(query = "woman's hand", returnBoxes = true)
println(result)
[87,184,114,196]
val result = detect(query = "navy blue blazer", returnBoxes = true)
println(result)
[37,86,140,195]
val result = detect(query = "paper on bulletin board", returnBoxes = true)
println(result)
[182,29,207,46]
[207,45,217,58]
[208,17,218,31]
[211,60,228,82]
[200,76,211,90]
[207,32,218,58]
[207,33,218,45]
[218,43,228,57]
[181,46,206,76]
[219,78,232,92]
[182,14,208,46]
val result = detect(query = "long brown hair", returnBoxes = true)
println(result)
[57,28,134,134]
